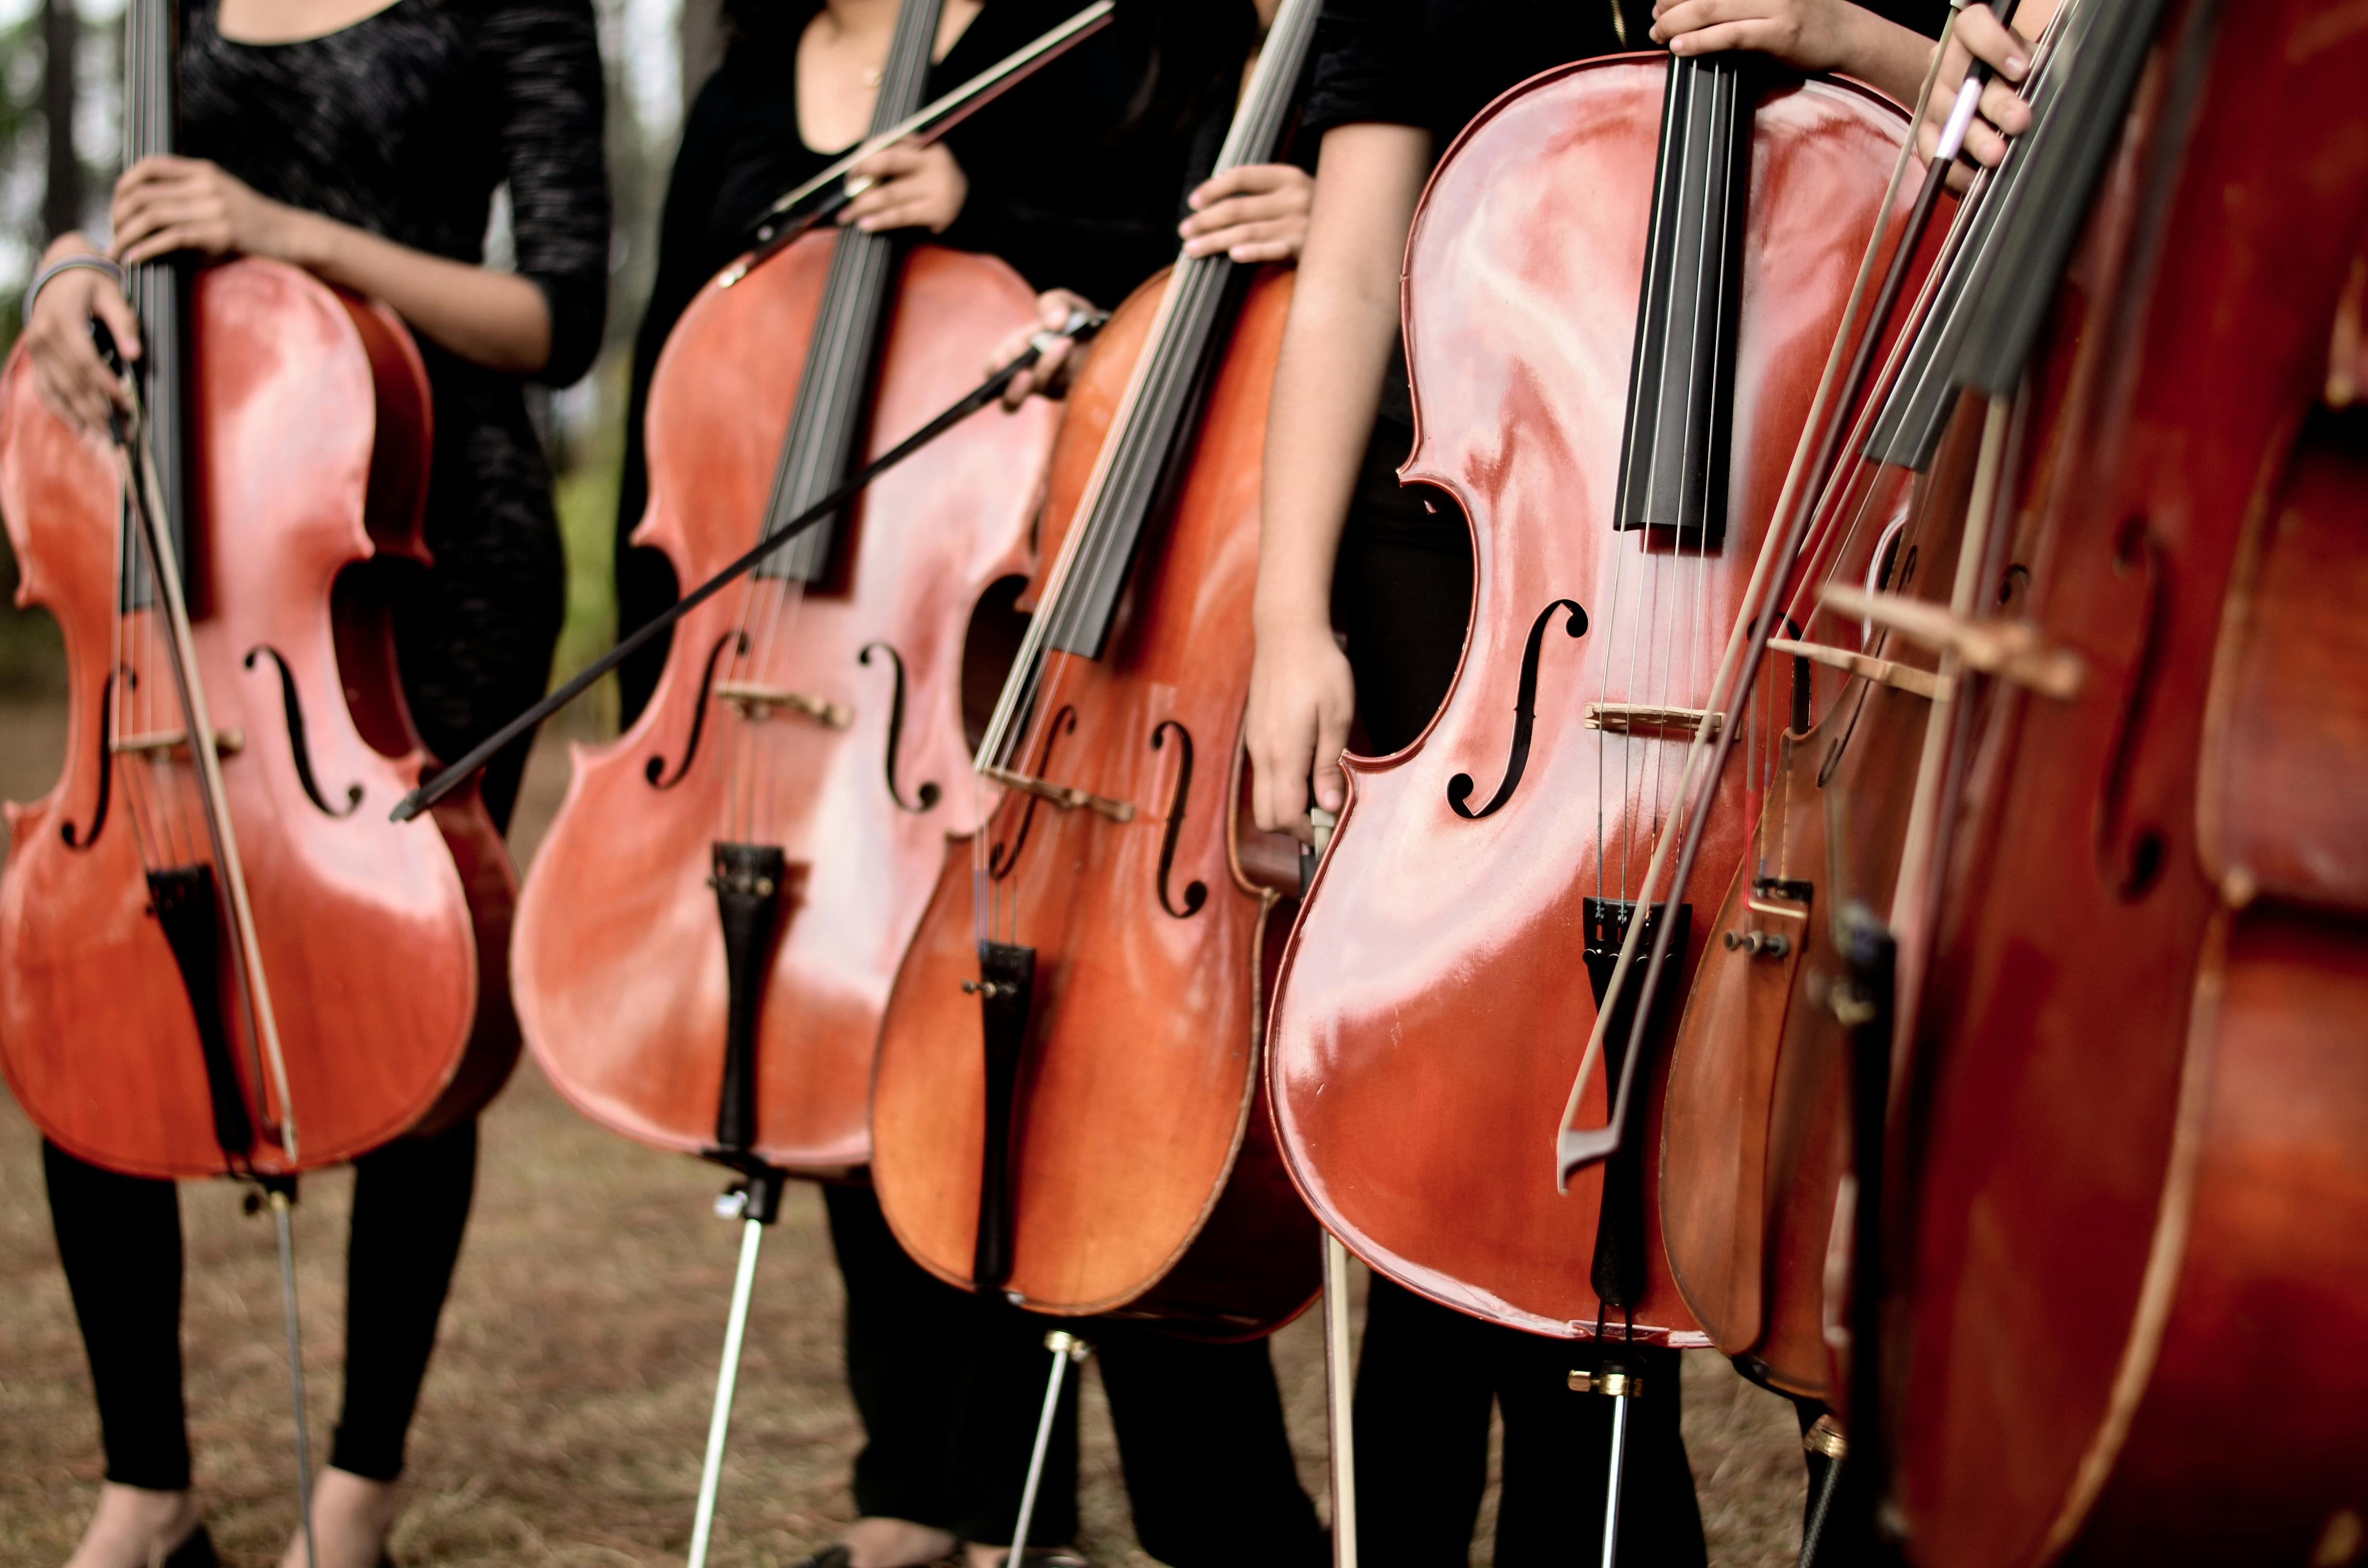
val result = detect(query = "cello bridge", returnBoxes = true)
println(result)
[1585,703,1723,739]
[113,727,246,757]
[980,765,1135,823]
[715,682,853,729]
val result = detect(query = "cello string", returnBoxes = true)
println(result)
[1551,11,1978,1153]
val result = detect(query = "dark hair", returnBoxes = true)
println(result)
[1112,0,1258,145]
[721,0,822,53]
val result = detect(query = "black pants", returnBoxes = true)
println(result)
[42,1120,480,1490]
[1354,1279,1703,1568]
[1336,408,1705,1568]
[825,1184,1326,1567]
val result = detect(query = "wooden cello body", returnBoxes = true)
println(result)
[0,256,514,1177]
[870,0,1323,1332]
[1266,57,1921,1341]
[1876,0,2368,1559]
[513,233,1053,1172]
[870,265,1320,1330]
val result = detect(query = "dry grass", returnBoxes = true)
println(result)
[0,702,1808,1567]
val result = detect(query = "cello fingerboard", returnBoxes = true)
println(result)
[756,0,946,584]
[1610,52,1749,548]
[120,0,189,612]
[1038,0,1322,659]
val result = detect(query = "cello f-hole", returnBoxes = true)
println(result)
[244,646,363,817]
[1149,719,1205,919]
[988,705,1076,881]
[859,640,940,813]
[2095,517,2169,897]
[61,675,118,851]
[1447,598,1587,819]
[646,630,739,790]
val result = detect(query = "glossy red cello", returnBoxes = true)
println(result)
[511,2,1085,1186]
[0,0,513,1192]
[502,5,1102,1558]
[0,0,516,1547]
[1266,46,1925,1381]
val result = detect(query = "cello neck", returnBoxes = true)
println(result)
[759,0,947,584]
[122,0,189,600]
[970,0,1320,773]
[1611,51,1752,548]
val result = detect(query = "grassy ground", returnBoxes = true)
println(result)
[0,700,1809,1567]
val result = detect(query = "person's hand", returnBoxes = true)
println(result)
[841,141,969,234]
[1180,163,1314,264]
[1649,0,1854,70]
[111,155,308,267]
[23,238,143,435]
[1246,616,1357,844]
[989,289,1099,409]
[1919,4,2035,190]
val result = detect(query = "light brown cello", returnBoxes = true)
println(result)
[867,0,1324,1335]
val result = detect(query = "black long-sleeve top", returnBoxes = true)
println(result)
[178,0,610,799]
[614,0,1210,719]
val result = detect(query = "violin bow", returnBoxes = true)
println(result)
[717,0,1117,285]
[391,311,1106,824]
[1554,0,2035,1182]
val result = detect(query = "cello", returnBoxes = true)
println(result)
[0,0,513,1193]
[511,0,1060,1188]
[867,0,1323,1333]
[0,0,516,1543]
[1862,0,2368,1558]
[1264,41,1924,1379]
[1652,1,2080,1408]
[506,1,1073,1555]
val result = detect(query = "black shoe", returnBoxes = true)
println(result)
[161,1525,220,1568]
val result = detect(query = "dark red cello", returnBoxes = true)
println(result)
[1867,0,2368,1558]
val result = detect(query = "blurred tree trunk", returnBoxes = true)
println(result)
[42,0,82,241]
[679,0,724,115]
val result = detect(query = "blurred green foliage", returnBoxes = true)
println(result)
[548,376,625,740]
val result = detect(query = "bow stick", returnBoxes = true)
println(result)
[1554,0,2033,1181]
[718,0,1116,284]
[390,311,1105,824]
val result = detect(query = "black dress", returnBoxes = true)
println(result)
[1300,5,1947,1566]
[43,0,607,1495]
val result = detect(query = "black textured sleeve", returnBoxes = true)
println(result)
[482,0,612,386]
[1300,0,1424,137]
[616,66,741,591]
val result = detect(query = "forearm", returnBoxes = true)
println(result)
[1838,7,1943,106]
[283,209,552,377]
[1254,124,1431,635]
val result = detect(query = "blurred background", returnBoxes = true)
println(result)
[0,12,1813,1561]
